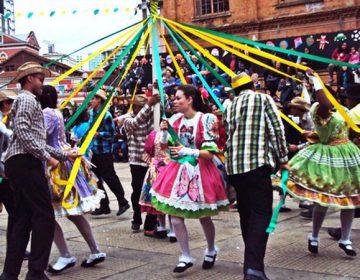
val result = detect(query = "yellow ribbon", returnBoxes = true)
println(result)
[58,24,142,110]
[51,20,145,86]
[279,112,304,133]
[167,18,360,132]
[162,17,302,83]
[158,26,187,85]
[161,17,303,133]
[166,22,235,78]
[62,22,153,209]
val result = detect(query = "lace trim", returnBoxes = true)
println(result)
[151,191,229,211]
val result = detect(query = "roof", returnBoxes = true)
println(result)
[3,49,82,75]
[0,31,40,50]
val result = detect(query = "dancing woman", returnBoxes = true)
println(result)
[288,69,360,256]
[151,85,229,273]
[39,85,106,274]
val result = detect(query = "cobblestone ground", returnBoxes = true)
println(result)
[0,163,359,280]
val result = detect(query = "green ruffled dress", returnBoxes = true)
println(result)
[287,103,360,209]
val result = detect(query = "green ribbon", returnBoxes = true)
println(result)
[166,19,232,95]
[266,170,288,234]
[151,18,165,107]
[78,34,144,143]
[181,22,360,69]
[162,21,224,112]
[65,18,150,131]
[150,18,196,165]
[43,19,144,68]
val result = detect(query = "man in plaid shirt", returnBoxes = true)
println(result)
[224,73,289,280]
[89,90,130,217]
[120,94,160,232]
[0,62,78,280]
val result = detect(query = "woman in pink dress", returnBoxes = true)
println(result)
[151,85,229,273]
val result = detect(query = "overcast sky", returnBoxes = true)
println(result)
[14,0,144,57]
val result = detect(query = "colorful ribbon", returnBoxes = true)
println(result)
[63,23,152,209]
[58,24,142,110]
[162,21,224,112]
[266,170,288,233]
[162,17,360,133]
[178,20,360,70]
[65,18,150,131]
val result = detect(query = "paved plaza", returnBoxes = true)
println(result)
[0,163,359,280]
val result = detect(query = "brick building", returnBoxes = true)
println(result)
[163,0,359,42]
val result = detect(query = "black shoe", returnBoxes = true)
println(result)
[173,261,193,273]
[23,250,30,260]
[25,271,49,280]
[339,241,357,256]
[299,202,311,209]
[0,273,18,280]
[327,228,341,240]
[244,275,270,280]
[279,206,292,213]
[91,207,111,216]
[81,253,106,267]
[244,269,270,280]
[300,209,312,219]
[202,254,217,269]
[131,222,141,232]
[117,204,130,216]
[308,236,319,254]
[144,229,167,239]
[169,236,177,243]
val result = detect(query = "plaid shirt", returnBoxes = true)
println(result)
[4,90,66,162]
[122,104,153,167]
[89,109,115,154]
[224,89,288,175]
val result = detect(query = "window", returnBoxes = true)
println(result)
[275,0,323,8]
[195,0,229,17]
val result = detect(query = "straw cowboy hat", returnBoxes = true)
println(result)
[287,97,311,112]
[231,72,253,89]
[0,89,18,103]
[128,94,148,107]
[10,62,51,84]
[94,89,108,101]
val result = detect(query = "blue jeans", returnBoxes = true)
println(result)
[112,141,128,162]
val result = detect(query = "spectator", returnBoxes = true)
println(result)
[145,83,153,97]
[348,46,360,66]
[211,78,224,98]
[328,42,350,85]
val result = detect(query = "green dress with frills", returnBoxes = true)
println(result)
[287,103,360,209]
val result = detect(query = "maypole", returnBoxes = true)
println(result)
[150,0,161,131]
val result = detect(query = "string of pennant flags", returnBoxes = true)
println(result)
[7,0,160,19]
[6,7,139,19]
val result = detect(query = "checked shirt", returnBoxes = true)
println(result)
[224,89,288,175]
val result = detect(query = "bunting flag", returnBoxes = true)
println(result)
[9,7,138,19]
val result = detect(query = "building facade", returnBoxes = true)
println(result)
[88,53,103,71]
[163,0,359,43]
[0,0,15,35]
